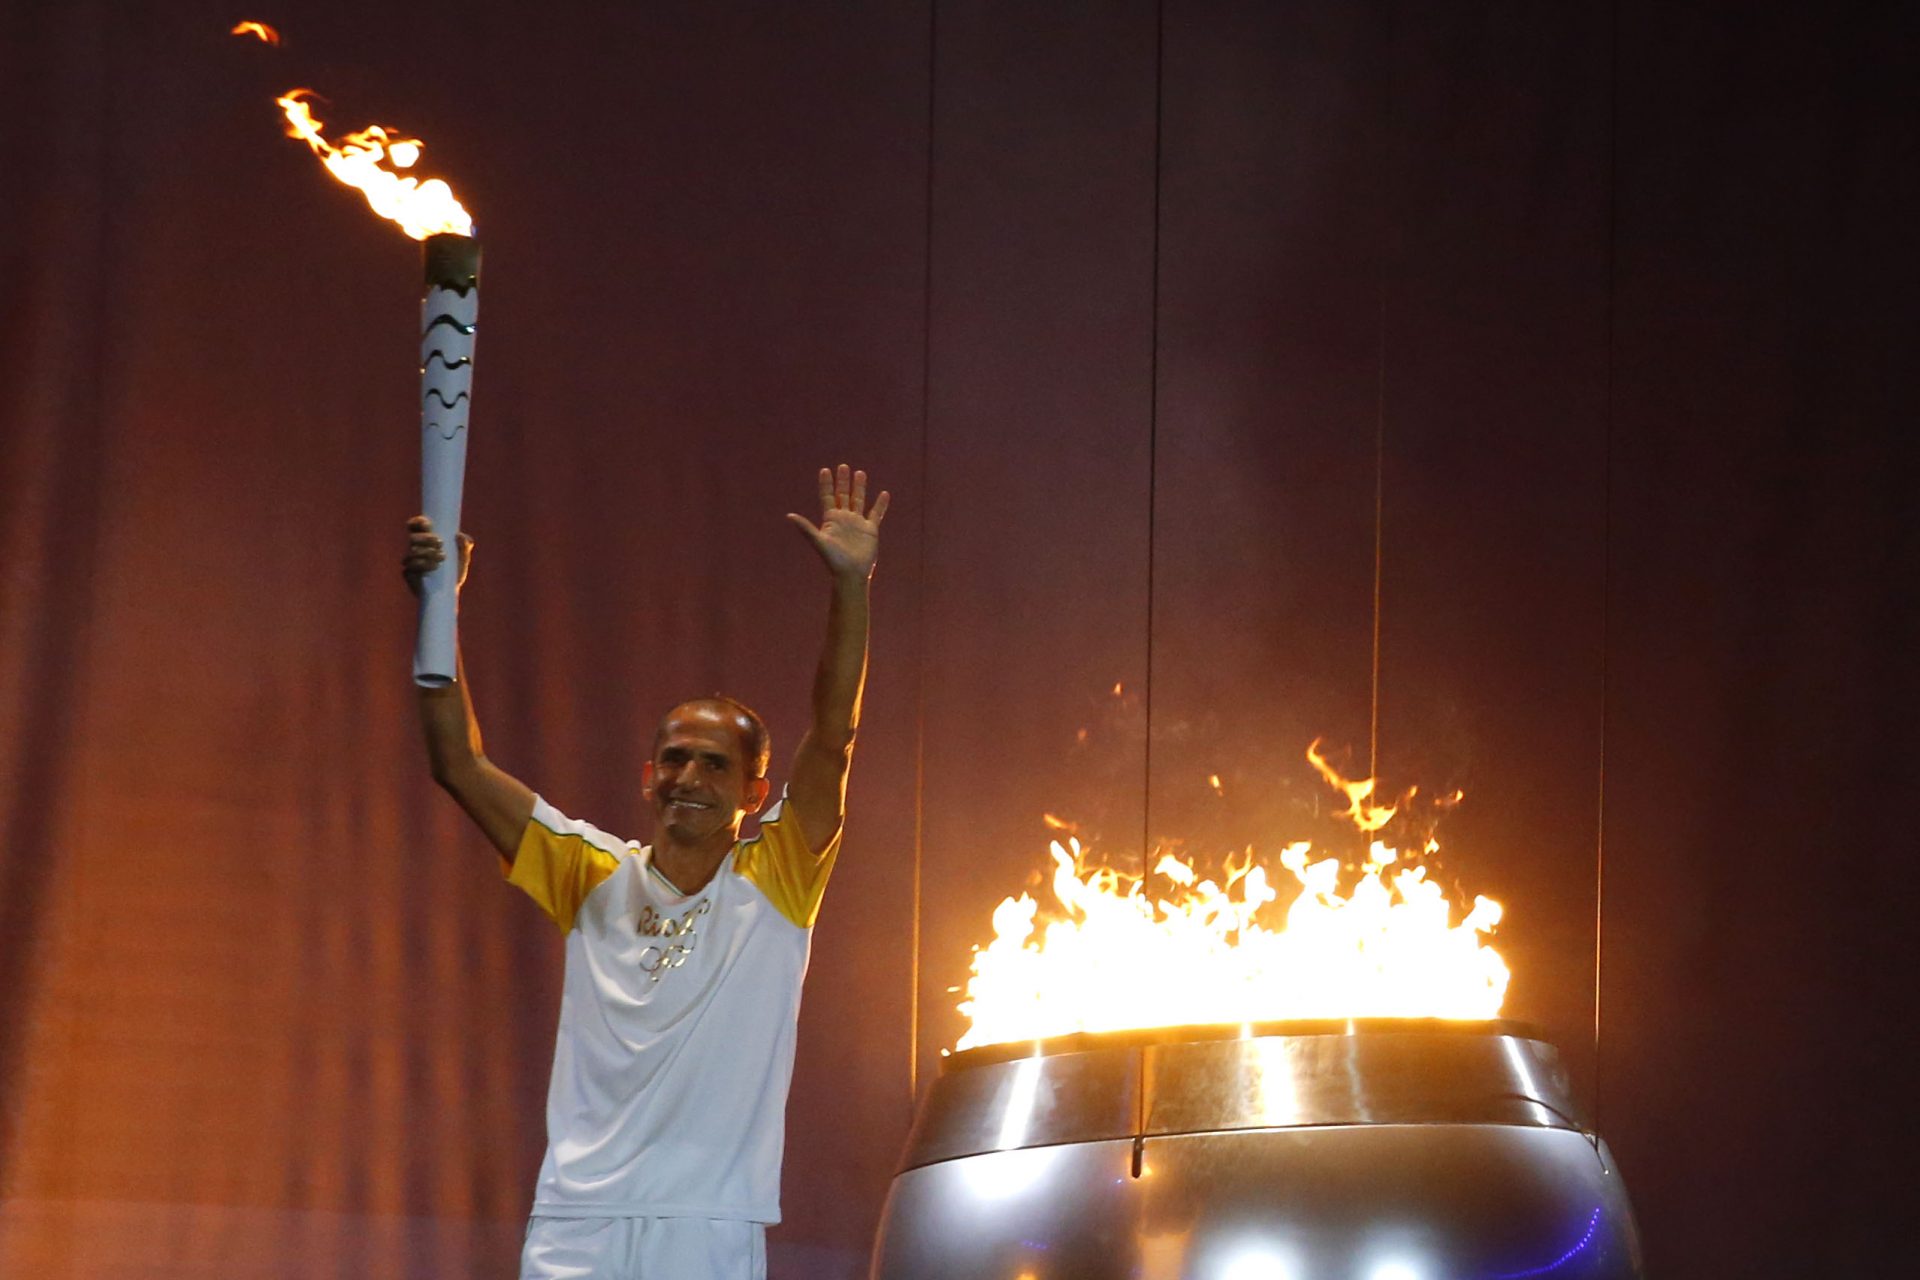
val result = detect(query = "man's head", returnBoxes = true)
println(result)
[641,696,772,848]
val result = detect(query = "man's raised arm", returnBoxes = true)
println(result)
[405,517,535,860]
[784,465,888,853]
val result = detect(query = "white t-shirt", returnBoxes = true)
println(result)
[505,790,839,1222]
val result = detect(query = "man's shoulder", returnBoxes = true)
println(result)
[728,794,836,930]
[530,798,642,857]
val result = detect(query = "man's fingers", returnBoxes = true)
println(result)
[405,528,469,562]
[812,464,886,518]
[786,512,824,543]
[869,490,890,524]
[402,517,468,597]
[402,544,442,591]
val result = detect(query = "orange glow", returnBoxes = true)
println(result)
[955,742,1508,1050]
[230,20,280,44]
[271,89,473,240]
[1306,737,1402,832]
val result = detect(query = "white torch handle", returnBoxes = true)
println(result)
[414,281,479,687]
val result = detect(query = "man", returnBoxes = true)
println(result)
[402,464,888,1280]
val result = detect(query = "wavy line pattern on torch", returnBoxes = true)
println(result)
[421,337,475,365]
[422,337,475,361]
[424,315,477,336]
[424,421,469,442]
[422,293,478,328]
[424,388,471,410]
[423,334,476,357]
[422,352,473,372]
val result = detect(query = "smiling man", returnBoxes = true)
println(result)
[403,465,888,1280]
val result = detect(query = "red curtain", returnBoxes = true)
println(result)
[2,1,1909,1276]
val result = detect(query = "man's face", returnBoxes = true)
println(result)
[642,704,768,846]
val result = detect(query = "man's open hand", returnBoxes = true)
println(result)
[788,465,889,580]
[403,515,473,598]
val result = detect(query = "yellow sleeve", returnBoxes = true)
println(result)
[735,791,841,929]
[505,798,624,934]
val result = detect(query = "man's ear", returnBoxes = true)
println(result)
[746,776,772,815]
[640,760,656,796]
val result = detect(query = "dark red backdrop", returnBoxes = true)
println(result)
[2,1,1911,1276]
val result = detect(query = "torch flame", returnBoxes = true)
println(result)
[271,89,473,240]
[231,20,280,44]
[954,742,1509,1050]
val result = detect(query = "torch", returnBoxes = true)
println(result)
[258,83,480,687]
[415,234,480,686]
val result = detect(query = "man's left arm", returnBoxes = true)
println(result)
[785,464,888,853]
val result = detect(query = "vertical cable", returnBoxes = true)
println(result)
[1140,0,1165,876]
[1369,298,1386,779]
[1593,0,1620,1132]
[907,0,938,1111]
[1368,11,1395,782]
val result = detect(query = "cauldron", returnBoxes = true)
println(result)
[870,1019,1642,1279]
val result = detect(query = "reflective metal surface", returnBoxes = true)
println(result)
[1147,1027,1579,1136]
[872,1022,1643,1279]
[903,1020,1584,1171]
[873,1126,1640,1279]
[904,1034,1141,1168]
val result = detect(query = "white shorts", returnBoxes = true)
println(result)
[520,1215,767,1280]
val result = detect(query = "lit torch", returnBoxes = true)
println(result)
[415,233,479,686]
[261,72,478,686]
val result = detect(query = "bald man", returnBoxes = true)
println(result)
[403,465,888,1280]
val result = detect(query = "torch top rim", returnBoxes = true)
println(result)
[423,232,482,288]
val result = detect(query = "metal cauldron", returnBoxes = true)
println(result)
[870,1019,1642,1279]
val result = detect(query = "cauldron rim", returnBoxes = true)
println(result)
[946,1016,1547,1073]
